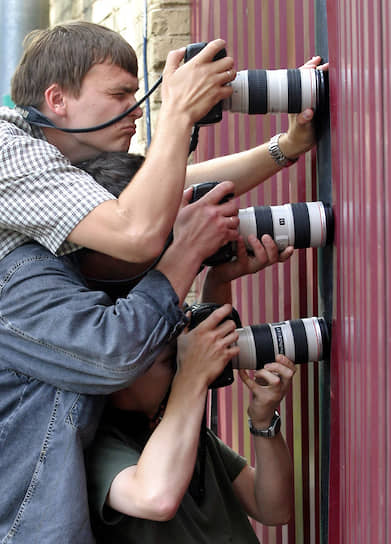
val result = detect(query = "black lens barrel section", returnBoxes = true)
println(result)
[248,70,268,114]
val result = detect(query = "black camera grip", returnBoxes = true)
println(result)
[189,303,242,389]
[190,182,236,266]
[184,42,227,125]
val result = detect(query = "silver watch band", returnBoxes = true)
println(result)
[268,133,299,167]
[248,410,281,438]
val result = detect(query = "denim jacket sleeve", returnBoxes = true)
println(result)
[0,243,187,394]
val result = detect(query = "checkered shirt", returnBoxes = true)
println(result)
[0,107,116,260]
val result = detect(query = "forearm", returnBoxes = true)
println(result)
[251,433,294,524]
[109,376,208,520]
[186,133,303,197]
[120,109,192,236]
[155,243,204,306]
[69,111,193,262]
[186,143,278,196]
[200,268,232,305]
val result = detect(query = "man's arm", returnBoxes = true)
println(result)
[68,40,236,262]
[106,305,239,521]
[0,182,239,394]
[0,246,185,394]
[232,355,296,525]
[186,57,328,197]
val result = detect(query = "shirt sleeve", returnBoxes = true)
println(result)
[0,244,187,394]
[0,126,115,255]
[207,429,248,482]
[86,425,140,525]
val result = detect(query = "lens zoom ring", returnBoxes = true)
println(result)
[291,203,311,248]
[252,324,276,367]
[248,70,268,114]
[254,206,274,240]
[287,69,302,113]
[290,319,309,362]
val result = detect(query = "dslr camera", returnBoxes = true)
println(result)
[184,42,329,126]
[190,181,334,266]
[189,302,330,389]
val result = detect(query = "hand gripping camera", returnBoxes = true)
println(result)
[190,182,334,266]
[189,302,330,389]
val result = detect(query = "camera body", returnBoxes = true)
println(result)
[184,42,227,125]
[189,302,241,388]
[190,182,236,266]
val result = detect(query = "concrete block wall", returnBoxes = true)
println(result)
[50,0,191,154]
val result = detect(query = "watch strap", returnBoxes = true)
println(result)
[268,133,299,167]
[248,410,281,438]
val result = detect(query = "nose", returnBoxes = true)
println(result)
[128,96,143,120]
[133,104,143,120]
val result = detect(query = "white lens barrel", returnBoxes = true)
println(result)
[266,70,289,112]
[302,317,324,360]
[237,207,257,247]
[231,316,327,369]
[223,71,249,113]
[300,69,317,110]
[223,68,318,114]
[238,201,329,251]
[268,321,296,360]
[306,201,328,247]
[270,204,295,250]
[231,327,257,369]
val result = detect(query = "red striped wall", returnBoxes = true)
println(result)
[191,2,325,543]
[192,1,391,543]
[327,1,391,542]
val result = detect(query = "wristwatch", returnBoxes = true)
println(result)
[268,133,299,167]
[248,410,281,438]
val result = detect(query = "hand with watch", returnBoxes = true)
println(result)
[238,354,296,439]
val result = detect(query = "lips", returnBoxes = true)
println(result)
[121,125,136,134]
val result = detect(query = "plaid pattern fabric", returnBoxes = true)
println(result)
[0,107,115,259]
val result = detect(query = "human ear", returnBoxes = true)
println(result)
[44,83,67,117]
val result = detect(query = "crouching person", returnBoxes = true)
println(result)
[87,304,295,543]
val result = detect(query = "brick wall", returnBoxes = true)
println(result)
[50,0,191,154]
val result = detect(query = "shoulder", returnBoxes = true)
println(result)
[0,243,81,289]
[0,106,33,135]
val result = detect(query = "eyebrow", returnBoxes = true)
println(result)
[107,85,139,93]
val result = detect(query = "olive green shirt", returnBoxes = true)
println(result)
[87,408,260,543]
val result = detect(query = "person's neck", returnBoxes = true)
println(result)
[42,126,98,163]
